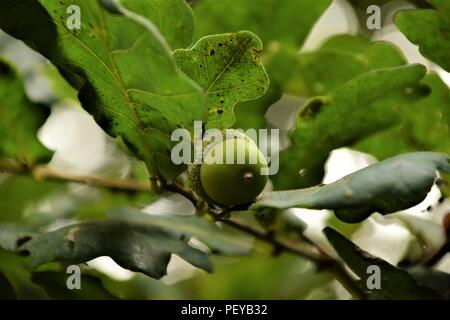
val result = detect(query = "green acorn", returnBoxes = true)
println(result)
[189,130,268,206]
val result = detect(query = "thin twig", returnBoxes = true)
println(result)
[165,182,199,206]
[219,216,330,264]
[0,160,152,193]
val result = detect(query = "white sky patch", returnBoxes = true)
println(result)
[301,0,359,52]
[161,254,203,285]
[87,256,134,281]
[351,216,414,265]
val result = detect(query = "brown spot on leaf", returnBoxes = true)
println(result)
[252,48,261,63]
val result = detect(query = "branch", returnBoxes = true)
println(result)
[165,182,199,206]
[218,215,367,300]
[220,216,327,262]
[0,160,152,193]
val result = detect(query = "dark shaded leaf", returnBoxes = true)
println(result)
[408,266,450,299]
[0,249,48,299]
[108,208,253,255]
[31,271,118,300]
[0,271,16,299]
[324,227,442,299]
[20,220,213,279]
[236,35,406,131]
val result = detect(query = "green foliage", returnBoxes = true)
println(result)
[355,73,450,159]
[0,176,61,223]
[0,58,51,165]
[119,0,195,49]
[289,35,406,96]
[193,0,332,47]
[174,31,269,129]
[395,0,450,72]
[193,0,332,130]
[17,219,213,279]
[254,152,450,223]
[236,34,406,129]
[274,64,430,189]
[0,0,207,180]
[182,254,335,299]
[0,0,449,301]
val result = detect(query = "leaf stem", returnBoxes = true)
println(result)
[165,181,199,205]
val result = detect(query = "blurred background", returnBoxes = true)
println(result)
[0,0,449,299]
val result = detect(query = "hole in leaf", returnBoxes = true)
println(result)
[16,236,32,247]
[0,62,12,77]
